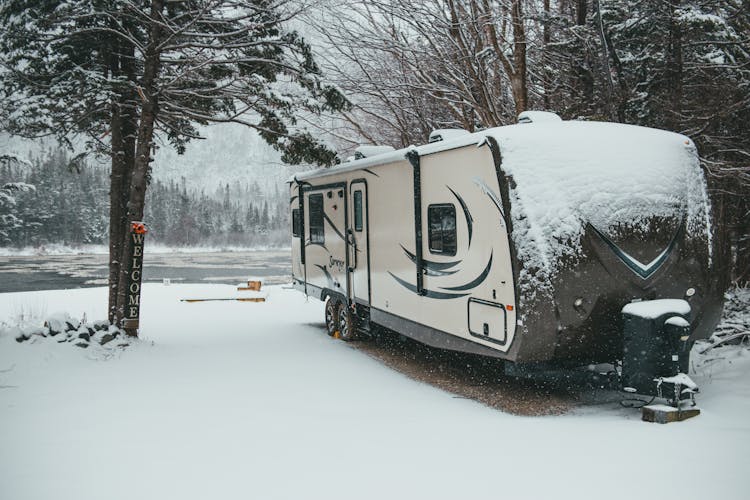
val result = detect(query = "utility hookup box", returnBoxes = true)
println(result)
[621,299,692,400]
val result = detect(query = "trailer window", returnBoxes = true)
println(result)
[292,208,301,237]
[353,190,363,232]
[309,194,325,244]
[428,204,457,255]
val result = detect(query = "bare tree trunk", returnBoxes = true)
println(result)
[447,0,496,126]
[666,0,683,131]
[108,104,126,324]
[510,0,528,116]
[594,0,617,121]
[107,33,137,324]
[481,0,527,118]
[576,0,587,26]
[570,0,594,112]
[115,0,165,332]
[543,0,551,110]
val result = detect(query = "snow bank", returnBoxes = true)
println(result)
[6,316,127,349]
[0,284,748,500]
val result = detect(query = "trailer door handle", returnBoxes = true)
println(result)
[347,228,357,269]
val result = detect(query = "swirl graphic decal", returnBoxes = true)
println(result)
[448,186,473,247]
[440,252,493,291]
[400,245,460,276]
[388,272,470,299]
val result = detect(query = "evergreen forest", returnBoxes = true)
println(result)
[0,150,289,249]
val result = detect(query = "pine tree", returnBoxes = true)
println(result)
[0,0,349,327]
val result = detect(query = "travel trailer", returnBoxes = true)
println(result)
[289,112,723,399]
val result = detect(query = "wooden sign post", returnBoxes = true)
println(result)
[122,221,147,336]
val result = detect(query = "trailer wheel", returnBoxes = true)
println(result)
[337,302,359,341]
[325,297,340,337]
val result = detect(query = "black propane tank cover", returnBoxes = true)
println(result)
[620,299,691,397]
[664,316,692,374]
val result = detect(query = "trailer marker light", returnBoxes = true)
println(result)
[506,305,514,311]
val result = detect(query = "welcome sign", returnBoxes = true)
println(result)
[122,221,147,335]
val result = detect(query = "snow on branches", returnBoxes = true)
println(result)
[0,0,348,164]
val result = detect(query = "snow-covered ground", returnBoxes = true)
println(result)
[1,284,748,500]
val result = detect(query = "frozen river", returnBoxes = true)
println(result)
[0,249,292,293]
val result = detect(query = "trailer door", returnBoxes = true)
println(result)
[347,181,370,304]
[290,183,304,285]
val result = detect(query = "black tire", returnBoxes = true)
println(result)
[325,297,340,337]
[337,302,359,341]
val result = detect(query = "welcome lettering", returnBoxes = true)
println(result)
[124,222,147,330]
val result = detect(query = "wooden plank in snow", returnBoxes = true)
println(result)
[642,404,700,424]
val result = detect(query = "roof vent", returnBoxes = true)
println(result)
[428,129,470,143]
[518,111,562,124]
[354,145,395,160]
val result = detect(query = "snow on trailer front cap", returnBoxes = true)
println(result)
[483,120,711,297]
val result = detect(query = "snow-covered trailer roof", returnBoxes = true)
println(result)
[293,120,712,300]
[483,121,711,299]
